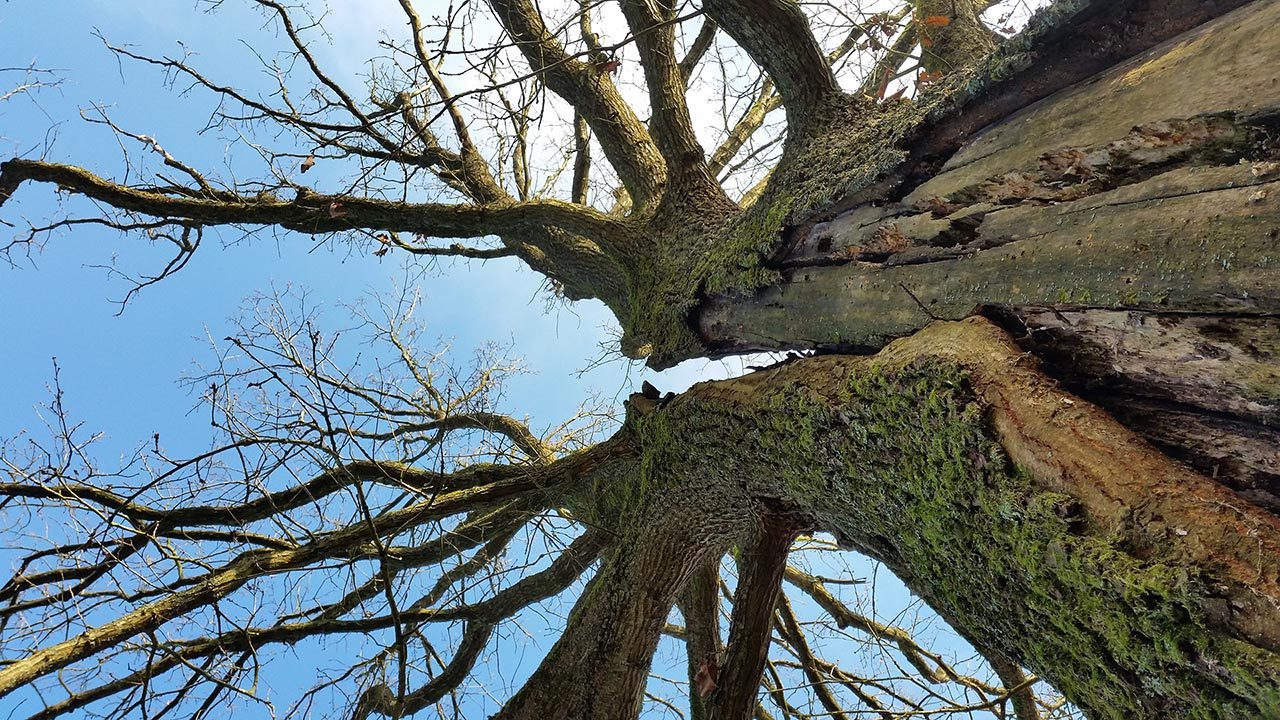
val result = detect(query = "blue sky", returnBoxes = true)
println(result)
[0,1,745,453]
[0,2,1051,718]
[0,4,742,716]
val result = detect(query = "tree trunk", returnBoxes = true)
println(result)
[581,4,1280,715]
[485,314,1277,717]
[619,318,1280,719]
[576,10,1280,712]
[695,0,1280,514]
[702,0,1280,360]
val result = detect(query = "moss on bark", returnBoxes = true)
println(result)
[619,323,1280,719]
[817,364,1280,719]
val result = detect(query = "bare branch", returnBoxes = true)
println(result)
[615,1,724,200]
[700,0,840,123]
[485,0,667,209]
[709,515,800,720]
[679,19,719,85]
[0,158,632,253]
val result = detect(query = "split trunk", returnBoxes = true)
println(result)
[523,4,1280,718]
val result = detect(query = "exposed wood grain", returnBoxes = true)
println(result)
[906,0,1280,206]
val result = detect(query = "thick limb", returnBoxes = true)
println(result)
[707,515,800,720]
[699,0,840,124]
[485,0,667,209]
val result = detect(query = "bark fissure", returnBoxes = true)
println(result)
[984,305,1280,513]
[779,110,1280,271]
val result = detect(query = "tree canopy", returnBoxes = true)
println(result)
[3,1,1279,719]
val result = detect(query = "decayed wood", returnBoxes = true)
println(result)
[699,0,1280,358]
[1109,399,1280,513]
[905,0,1280,204]
[702,165,1280,354]
[801,0,1262,218]
[991,308,1280,425]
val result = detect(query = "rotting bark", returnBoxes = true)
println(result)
[984,306,1280,511]
[699,0,1280,367]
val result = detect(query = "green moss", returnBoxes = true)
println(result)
[818,364,1280,718]
[618,189,796,367]
[614,0,1186,367]
[834,366,1274,712]
[623,359,1280,718]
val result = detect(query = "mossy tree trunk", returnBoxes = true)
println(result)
[527,318,1280,719]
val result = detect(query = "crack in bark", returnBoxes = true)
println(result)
[984,304,1280,498]
[779,109,1280,271]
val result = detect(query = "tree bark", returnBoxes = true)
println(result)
[633,317,1280,719]
[496,315,1280,718]
[690,0,1280,526]
[708,515,801,720]
[701,0,1280,361]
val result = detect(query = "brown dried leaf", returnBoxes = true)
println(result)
[694,659,720,698]
[1252,160,1280,179]
[328,201,347,218]
[300,154,315,173]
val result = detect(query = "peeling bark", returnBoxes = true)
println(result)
[698,0,1280,367]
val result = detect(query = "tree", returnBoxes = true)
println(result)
[1,0,1278,718]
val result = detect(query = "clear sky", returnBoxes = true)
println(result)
[0,1,749,456]
[0,2,1052,718]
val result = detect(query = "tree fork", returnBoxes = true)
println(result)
[605,316,1280,719]
[480,316,1280,719]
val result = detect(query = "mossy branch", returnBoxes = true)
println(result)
[0,158,633,253]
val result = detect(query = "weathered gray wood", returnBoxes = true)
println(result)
[906,0,1280,205]
[701,1,1280,357]
[996,308,1280,425]
[702,165,1280,354]
[1102,400,1280,513]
